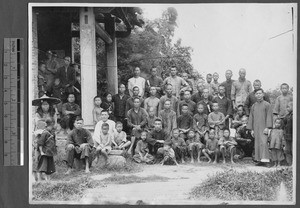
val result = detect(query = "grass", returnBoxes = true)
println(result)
[101,174,169,184]
[189,167,293,201]
[32,176,104,201]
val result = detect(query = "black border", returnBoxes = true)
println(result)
[0,0,298,207]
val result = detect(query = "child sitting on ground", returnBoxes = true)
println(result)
[268,118,285,167]
[218,129,237,164]
[208,102,225,138]
[171,128,187,164]
[94,123,113,164]
[36,118,57,181]
[133,131,154,164]
[161,140,178,166]
[112,122,131,151]
[202,129,219,163]
[92,96,103,126]
[186,129,205,163]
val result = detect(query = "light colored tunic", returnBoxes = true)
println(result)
[163,76,188,98]
[128,76,146,97]
[231,78,252,106]
[247,100,273,162]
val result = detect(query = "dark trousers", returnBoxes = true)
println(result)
[64,144,94,168]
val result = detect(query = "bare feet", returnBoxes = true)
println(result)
[191,159,194,164]
[213,160,217,164]
[223,160,226,164]
[181,159,185,164]
[207,159,212,163]
[231,160,235,164]
[197,159,202,163]
[85,169,91,173]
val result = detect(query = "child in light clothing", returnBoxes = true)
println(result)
[94,123,113,164]
[202,129,219,163]
[92,96,103,126]
[112,122,131,151]
[268,118,285,167]
[133,131,154,164]
[273,83,293,119]
[208,102,225,137]
[193,103,209,143]
[36,118,57,181]
[186,129,205,163]
[161,140,178,166]
[218,129,237,164]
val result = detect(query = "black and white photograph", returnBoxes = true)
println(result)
[28,3,297,205]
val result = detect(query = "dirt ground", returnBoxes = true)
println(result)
[79,161,274,205]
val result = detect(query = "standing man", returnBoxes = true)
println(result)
[112,84,130,131]
[177,90,196,116]
[231,68,252,110]
[143,86,160,116]
[125,86,144,113]
[44,51,59,90]
[56,56,76,100]
[244,80,270,116]
[247,88,273,167]
[163,66,189,98]
[221,70,235,100]
[127,98,148,155]
[211,72,220,96]
[189,71,203,94]
[128,67,146,98]
[145,67,163,98]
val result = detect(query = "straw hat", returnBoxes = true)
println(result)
[32,95,61,106]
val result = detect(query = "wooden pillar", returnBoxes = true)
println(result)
[105,17,118,94]
[79,7,97,128]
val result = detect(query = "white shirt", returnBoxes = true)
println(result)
[128,76,146,97]
[93,119,116,144]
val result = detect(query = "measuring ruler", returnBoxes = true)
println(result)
[3,38,24,166]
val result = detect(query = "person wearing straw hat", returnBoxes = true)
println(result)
[32,95,60,181]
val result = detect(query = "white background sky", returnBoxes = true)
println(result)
[142,3,297,90]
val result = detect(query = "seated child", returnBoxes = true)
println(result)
[208,102,225,138]
[268,118,285,167]
[112,122,131,151]
[186,129,205,163]
[202,129,219,163]
[92,96,103,126]
[94,123,113,164]
[133,131,154,164]
[161,140,179,166]
[218,129,237,164]
[171,128,187,163]
[36,118,57,181]
[231,105,245,129]
[282,101,293,166]
[193,103,209,143]
[235,115,254,159]
[177,104,193,140]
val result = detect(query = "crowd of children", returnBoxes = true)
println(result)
[34,61,294,181]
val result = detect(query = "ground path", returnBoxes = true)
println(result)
[80,161,274,205]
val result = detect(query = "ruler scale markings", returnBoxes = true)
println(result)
[3,38,24,166]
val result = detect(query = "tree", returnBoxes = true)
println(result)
[117,7,196,85]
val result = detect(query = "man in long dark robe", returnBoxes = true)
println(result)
[247,88,273,166]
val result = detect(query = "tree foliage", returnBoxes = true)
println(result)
[117,7,195,84]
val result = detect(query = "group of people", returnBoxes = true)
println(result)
[33,60,294,181]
